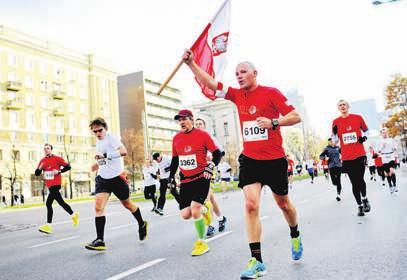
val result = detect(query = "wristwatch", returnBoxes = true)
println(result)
[272,119,279,130]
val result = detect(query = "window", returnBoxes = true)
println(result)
[43,133,49,142]
[8,91,16,100]
[41,113,49,131]
[57,135,64,144]
[53,82,62,91]
[25,94,33,106]
[8,72,16,82]
[79,89,87,99]
[8,53,17,67]
[10,132,16,141]
[41,96,48,108]
[25,59,33,71]
[25,76,33,88]
[80,104,87,114]
[39,62,47,74]
[70,136,74,144]
[27,133,33,142]
[28,151,36,161]
[69,118,76,132]
[9,112,19,128]
[80,119,87,132]
[26,111,35,129]
[67,85,74,97]
[224,122,229,137]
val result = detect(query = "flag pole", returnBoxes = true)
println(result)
[157,0,230,96]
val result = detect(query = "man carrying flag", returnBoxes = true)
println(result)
[181,6,304,275]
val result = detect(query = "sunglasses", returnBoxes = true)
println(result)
[92,128,104,134]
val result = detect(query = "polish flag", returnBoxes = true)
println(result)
[191,0,231,100]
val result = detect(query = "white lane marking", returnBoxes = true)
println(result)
[260,216,269,220]
[298,199,309,205]
[106,258,166,280]
[29,235,79,248]
[111,223,134,231]
[206,230,233,243]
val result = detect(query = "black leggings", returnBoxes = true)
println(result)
[46,185,73,223]
[157,179,181,209]
[343,156,367,205]
[329,167,342,195]
[144,185,157,208]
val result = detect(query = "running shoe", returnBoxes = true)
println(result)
[358,205,365,216]
[71,212,79,227]
[38,224,52,234]
[151,207,156,212]
[390,187,395,194]
[202,201,213,226]
[336,195,341,202]
[394,186,399,192]
[291,236,303,260]
[155,208,164,216]
[191,240,210,256]
[240,257,267,279]
[85,238,106,251]
[362,198,371,213]
[206,225,215,238]
[139,221,148,241]
[218,216,227,232]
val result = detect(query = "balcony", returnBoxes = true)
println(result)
[52,90,66,100]
[6,81,23,91]
[53,109,65,116]
[6,99,23,110]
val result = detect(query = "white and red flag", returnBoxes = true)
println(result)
[190,0,231,100]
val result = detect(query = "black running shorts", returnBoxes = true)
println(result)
[383,160,395,173]
[238,154,288,196]
[144,184,156,199]
[95,175,130,200]
[179,177,210,210]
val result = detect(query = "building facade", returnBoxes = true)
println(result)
[118,71,182,161]
[193,99,242,174]
[0,25,119,200]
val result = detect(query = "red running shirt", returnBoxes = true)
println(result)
[37,155,69,187]
[321,159,328,169]
[172,128,218,179]
[287,159,294,172]
[332,114,368,161]
[226,86,295,160]
[374,155,383,167]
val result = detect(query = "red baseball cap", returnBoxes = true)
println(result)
[174,109,193,120]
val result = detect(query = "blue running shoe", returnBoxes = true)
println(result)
[240,257,267,279]
[206,225,215,238]
[291,236,303,260]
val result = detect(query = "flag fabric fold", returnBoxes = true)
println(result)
[191,0,231,100]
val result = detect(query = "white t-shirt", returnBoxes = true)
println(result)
[143,165,158,186]
[157,155,171,179]
[376,138,397,164]
[366,151,375,167]
[96,133,124,179]
[218,162,231,179]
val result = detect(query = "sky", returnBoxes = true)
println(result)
[0,0,406,136]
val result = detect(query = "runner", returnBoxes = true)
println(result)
[85,117,147,251]
[168,109,222,256]
[35,143,79,234]
[142,158,158,212]
[321,158,329,180]
[373,152,386,186]
[332,99,371,216]
[376,127,398,193]
[320,138,342,201]
[153,152,181,215]
[217,158,233,198]
[295,162,303,176]
[195,118,228,238]
[306,158,315,184]
[367,146,377,181]
[286,154,295,189]
[183,49,303,279]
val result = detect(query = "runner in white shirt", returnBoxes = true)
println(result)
[143,159,159,211]
[85,117,147,251]
[195,118,228,238]
[218,159,232,197]
[153,152,181,215]
[376,127,398,193]
[366,146,377,182]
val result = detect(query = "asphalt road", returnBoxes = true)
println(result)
[0,167,406,280]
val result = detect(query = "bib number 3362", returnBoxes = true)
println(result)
[243,121,268,142]
[179,154,197,170]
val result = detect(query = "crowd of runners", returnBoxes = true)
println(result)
[29,48,403,279]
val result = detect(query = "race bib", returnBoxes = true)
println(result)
[243,121,268,142]
[342,132,357,144]
[179,154,198,170]
[97,158,107,166]
[44,171,54,180]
